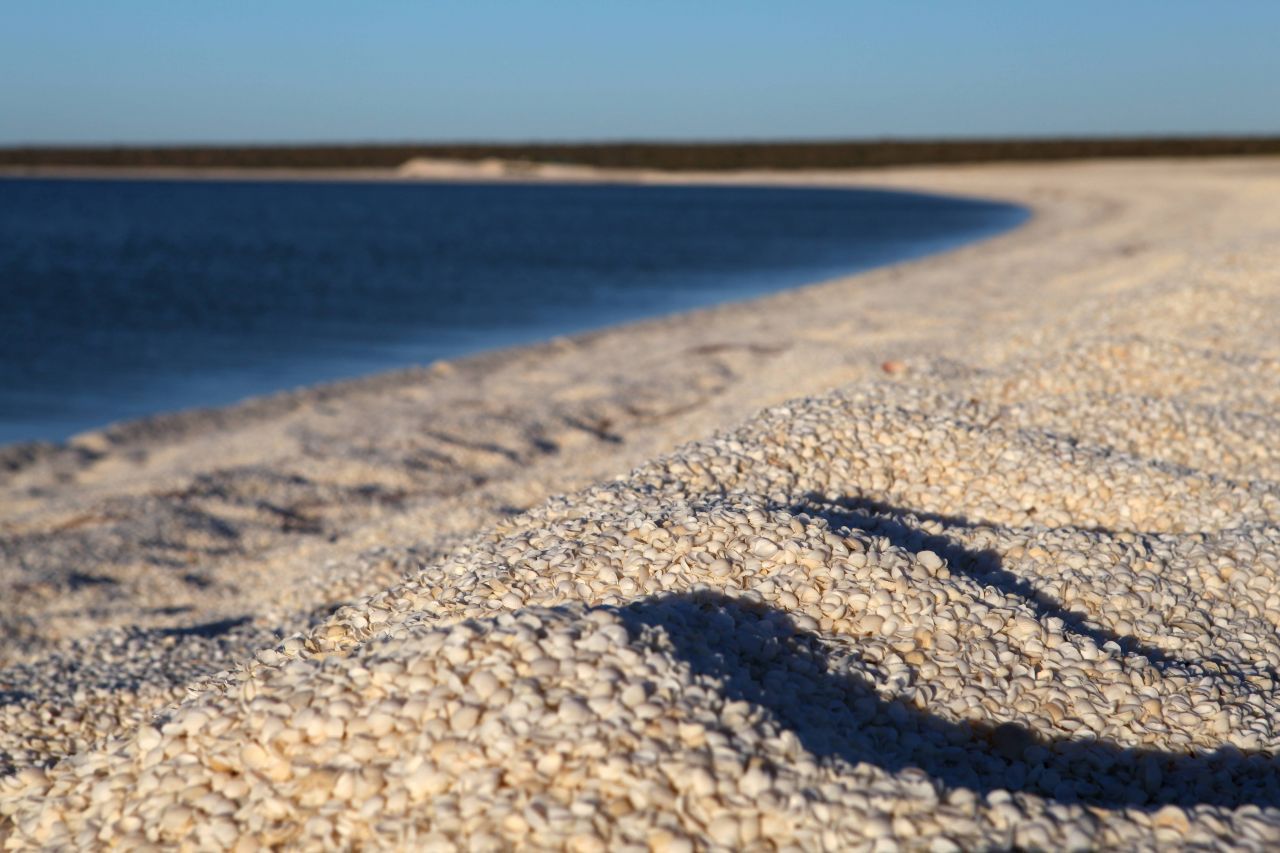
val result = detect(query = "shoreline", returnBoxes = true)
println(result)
[0,157,1049,212]
[0,169,1029,454]
[4,157,1280,846]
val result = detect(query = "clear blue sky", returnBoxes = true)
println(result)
[3,1,1278,144]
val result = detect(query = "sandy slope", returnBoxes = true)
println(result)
[3,158,1280,848]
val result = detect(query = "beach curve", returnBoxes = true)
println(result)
[3,157,1280,848]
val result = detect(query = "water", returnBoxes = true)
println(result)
[0,177,1026,445]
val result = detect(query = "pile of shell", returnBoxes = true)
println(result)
[8,194,1280,848]
[6,320,1280,848]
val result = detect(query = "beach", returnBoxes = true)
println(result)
[3,156,1280,848]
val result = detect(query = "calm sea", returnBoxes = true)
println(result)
[0,178,1026,445]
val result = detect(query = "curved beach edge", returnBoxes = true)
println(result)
[4,157,1280,849]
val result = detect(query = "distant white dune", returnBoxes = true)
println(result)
[397,155,602,181]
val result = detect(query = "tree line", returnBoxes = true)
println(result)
[3,137,1279,171]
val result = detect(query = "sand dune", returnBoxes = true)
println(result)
[3,159,1280,848]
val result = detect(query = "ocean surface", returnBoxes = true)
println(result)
[0,177,1027,445]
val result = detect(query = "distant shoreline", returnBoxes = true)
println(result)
[0,165,403,183]
[0,157,1040,189]
[3,135,1280,175]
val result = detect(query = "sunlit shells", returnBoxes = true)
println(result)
[6,166,1280,849]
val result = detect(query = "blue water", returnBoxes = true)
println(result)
[0,177,1026,445]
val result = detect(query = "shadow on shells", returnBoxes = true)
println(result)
[788,493,1277,682]
[618,591,1280,808]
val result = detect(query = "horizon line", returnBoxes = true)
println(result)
[6,132,1280,150]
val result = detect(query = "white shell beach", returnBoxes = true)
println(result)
[4,156,1280,849]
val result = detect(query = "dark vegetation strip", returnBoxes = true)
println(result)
[3,137,1280,171]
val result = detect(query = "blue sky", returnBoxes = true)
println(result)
[2,1,1278,144]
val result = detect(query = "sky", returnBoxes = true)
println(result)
[2,1,1279,145]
